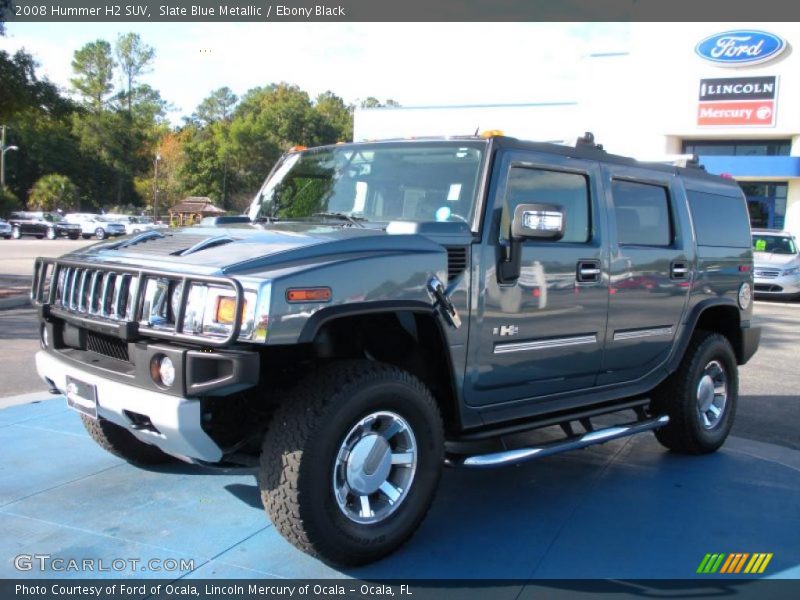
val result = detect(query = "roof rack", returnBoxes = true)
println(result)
[575,132,604,151]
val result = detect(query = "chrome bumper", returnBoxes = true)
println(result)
[35,350,223,462]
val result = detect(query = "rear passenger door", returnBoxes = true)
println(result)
[598,165,693,385]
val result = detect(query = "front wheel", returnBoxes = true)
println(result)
[11,227,20,239]
[95,228,106,240]
[651,331,738,454]
[259,361,444,566]
[45,227,56,240]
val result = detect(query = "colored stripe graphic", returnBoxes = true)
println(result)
[700,553,774,575]
[720,554,736,573]
[697,553,727,573]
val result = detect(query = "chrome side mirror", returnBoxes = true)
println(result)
[512,203,565,240]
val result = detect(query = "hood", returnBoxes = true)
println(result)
[753,251,800,268]
[60,223,450,276]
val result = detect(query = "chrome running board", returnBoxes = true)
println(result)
[447,415,670,469]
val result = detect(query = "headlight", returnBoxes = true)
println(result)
[782,267,799,276]
[181,282,267,341]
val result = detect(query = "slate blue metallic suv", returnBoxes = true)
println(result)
[32,132,760,565]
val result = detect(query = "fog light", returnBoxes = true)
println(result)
[150,354,176,387]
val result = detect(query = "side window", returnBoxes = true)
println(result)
[500,167,590,243]
[611,179,672,246]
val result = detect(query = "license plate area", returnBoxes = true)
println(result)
[66,376,98,419]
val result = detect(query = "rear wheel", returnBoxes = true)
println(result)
[651,331,738,454]
[11,227,20,239]
[259,361,444,566]
[80,414,172,465]
[45,227,56,240]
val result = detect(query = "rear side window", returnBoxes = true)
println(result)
[501,167,590,243]
[687,190,751,248]
[611,180,672,246]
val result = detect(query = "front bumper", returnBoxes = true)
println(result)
[36,350,224,462]
[754,273,800,296]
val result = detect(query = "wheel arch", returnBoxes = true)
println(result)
[669,299,745,372]
[298,302,462,432]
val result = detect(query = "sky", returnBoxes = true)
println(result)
[0,22,630,124]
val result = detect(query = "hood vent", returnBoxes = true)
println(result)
[179,235,235,256]
[111,233,220,256]
[445,246,468,282]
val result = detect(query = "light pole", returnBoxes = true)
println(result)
[153,153,161,222]
[1,125,19,188]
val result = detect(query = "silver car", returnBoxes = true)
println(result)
[752,229,800,299]
[0,218,11,239]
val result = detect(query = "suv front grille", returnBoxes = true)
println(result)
[86,331,130,362]
[54,267,137,320]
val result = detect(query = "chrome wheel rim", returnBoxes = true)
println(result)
[332,411,417,525]
[696,360,728,430]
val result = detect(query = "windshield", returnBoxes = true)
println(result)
[752,234,798,254]
[249,142,486,227]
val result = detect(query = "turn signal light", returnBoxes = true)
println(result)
[288,145,307,152]
[286,287,332,303]
[215,296,247,324]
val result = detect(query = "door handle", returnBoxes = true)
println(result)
[577,260,601,283]
[671,261,690,279]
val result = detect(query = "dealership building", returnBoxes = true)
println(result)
[354,23,800,237]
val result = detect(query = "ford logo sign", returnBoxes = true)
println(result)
[696,30,786,66]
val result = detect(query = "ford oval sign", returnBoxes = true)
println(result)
[696,31,786,67]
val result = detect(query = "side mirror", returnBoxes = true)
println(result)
[512,203,565,240]
[499,203,565,284]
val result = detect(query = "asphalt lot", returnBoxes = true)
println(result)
[0,239,798,581]
[0,238,94,278]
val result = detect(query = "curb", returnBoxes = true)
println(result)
[0,390,59,410]
[0,295,31,310]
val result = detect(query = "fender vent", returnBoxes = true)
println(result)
[445,246,468,282]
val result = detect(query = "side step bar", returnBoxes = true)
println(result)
[447,415,670,469]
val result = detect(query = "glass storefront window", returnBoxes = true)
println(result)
[682,140,791,157]
[740,181,788,230]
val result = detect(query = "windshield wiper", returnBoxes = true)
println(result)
[312,212,367,228]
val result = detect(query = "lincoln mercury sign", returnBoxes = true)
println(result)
[697,76,778,127]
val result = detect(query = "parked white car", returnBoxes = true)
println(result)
[752,229,800,299]
[63,213,127,240]
[105,214,167,235]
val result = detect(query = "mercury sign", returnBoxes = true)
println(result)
[695,31,786,66]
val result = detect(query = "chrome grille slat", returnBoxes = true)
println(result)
[89,271,100,314]
[77,270,89,312]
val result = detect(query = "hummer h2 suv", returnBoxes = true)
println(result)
[32,133,760,565]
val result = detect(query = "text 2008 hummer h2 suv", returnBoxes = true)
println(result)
[32,133,760,565]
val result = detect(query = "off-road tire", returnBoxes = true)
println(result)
[651,331,738,454]
[80,414,172,465]
[259,360,444,566]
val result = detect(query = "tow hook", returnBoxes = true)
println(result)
[428,277,461,329]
